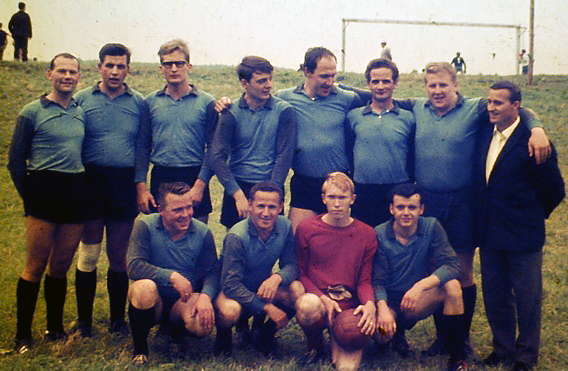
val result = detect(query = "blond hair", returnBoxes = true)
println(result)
[424,62,457,83]
[158,39,190,63]
[322,172,355,195]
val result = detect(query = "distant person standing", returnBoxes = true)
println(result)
[519,49,529,75]
[0,23,8,60]
[8,2,32,61]
[380,41,392,61]
[451,52,466,74]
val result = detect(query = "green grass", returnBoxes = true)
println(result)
[0,61,567,369]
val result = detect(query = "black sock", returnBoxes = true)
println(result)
[75,269,96,326]
[16,278,40,340]
[444,313,467,362]
[251,313,266,332]
[107,270,128,324]
[44,275,67,333]
[260,319,278,339]
[128,305,155,356]
[432,306,446,345]
[462,284,477,341]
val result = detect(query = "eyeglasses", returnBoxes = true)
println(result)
[161,61,188,69]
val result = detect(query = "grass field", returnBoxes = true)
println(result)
[0,60,566,370]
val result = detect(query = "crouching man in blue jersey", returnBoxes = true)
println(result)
[127,182,220,365]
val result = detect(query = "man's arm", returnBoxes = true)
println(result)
[192,229,220,329]
[196,101,219,185]
[221,233,269,314]
[400,274,441,313]
[338,84,372,105]
[134,99,154,213]
[270,106,296,185]
[8,115,34,198]
[276,227,300,286]
[531,143,565,218]
[127,218,175,286]
[192,102,219,205]
[376,300,396,337]
[479,100,551,163]
[355,233,378,305]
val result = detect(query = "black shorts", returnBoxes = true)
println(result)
[422,187,475,252]
[150,165,212,217]
[23,170,87,224]
[352,183,401,228]
[220,180,256,228]
[84,165,138,222]
[290,173,327,214]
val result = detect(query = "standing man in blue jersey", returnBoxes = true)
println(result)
[214,182,303,357]
[210,56,296,229]
[8,53,85,353]
[136,39,217,222]
[73,43,147,337]
[275,47,362,231]
[475,82,564,371]
[348,59,414,227]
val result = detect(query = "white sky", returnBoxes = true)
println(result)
[1,0,566,75]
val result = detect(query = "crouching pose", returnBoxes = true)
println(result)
[126,182,220,365]
[373,183,468,371]
[295,172,377,370]
[215,182,304,357]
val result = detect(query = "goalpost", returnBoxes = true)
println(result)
[341,18,526,75]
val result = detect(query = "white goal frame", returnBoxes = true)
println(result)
[341,18,526,75]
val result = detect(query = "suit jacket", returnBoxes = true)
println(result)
[474,116,565,251]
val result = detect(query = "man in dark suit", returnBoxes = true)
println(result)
[475,81,564,371]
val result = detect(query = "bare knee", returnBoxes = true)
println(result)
[443,279,464,314]
[128,279,159,309]
[215,294,242,327]
[189,320,214,338]
[296,293,325,326]
[289,280,306,302]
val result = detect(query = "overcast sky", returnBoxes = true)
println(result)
[1,0,566,75]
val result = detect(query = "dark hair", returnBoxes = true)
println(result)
[157,182,191,207]
[391,183,424,205]
[18,2,25,10]
[365,58,399,82]
[490,80,522,103]
[301,47,336,73]
[49,53,80,71]
[99,43,131,64]
[237,56,273,82]
[249,181,284,203]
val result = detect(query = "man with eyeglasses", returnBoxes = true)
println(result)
[136,39,218,222]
